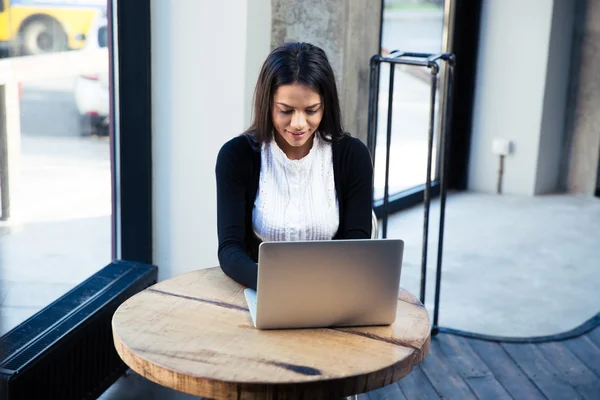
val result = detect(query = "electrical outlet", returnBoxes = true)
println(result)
[492,138,512,156]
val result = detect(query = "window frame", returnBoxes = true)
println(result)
[109,0,153,263]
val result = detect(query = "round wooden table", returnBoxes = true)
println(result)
[112,267,431,400]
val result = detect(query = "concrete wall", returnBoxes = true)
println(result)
[536,0,575,194]
[565,0,600,194]
[150,0,270,280]
[271,0,382,144]
[469,0,575,195]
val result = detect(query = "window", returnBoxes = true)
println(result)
[0,1,111,335]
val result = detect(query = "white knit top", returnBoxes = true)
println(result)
[252,134,339,242]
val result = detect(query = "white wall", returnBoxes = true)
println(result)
[244,0,271,128]
[469,0,574,195]
[151,0,270,280]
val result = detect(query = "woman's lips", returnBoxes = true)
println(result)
[287,130,308,137]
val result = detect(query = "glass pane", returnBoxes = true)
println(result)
[375,0,445,200]
[0,0,112,335]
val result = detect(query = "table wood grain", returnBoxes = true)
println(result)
[112,267,430,399]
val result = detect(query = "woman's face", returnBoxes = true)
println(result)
[272,83,323,160]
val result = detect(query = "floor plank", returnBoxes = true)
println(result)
[468,339,545,400]
[564,334,600,379]
[418,338,477,399]
[366,382,407,400]
[502,343,583,400]
[364,327,600,400]
[586,326,600,348]
[537,341,600,400]
[396,365,440,400]
[436,334,512,399]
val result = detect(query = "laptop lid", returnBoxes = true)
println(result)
[254,239,404,329]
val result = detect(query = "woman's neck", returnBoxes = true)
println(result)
[275,134,315,160]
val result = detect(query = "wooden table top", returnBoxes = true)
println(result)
[112,267,431,400]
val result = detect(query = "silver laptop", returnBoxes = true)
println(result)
[244,238,404,330]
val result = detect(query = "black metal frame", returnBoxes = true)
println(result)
[109,0,153,264]
[367,51,456,334]
[373,182,441,217]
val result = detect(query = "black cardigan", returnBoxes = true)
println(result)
[215,133,373,289]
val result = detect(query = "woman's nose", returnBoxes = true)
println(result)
[290,112,307,130]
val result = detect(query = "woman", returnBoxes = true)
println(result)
[215,42,373,290]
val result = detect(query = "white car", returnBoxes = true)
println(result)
[74,13,109,136]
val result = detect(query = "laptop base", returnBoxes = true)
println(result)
[244,288,258,327]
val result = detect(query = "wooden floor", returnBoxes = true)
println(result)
[360,323,600,400]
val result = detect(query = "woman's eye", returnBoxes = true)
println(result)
[278,109,318,115]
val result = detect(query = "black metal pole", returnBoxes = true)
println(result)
[380,58,430,68]
[366,51,454,311]
[420,62,439,305]
[367,56,381,165]
[381,64,396,239]
[432,56,456,333]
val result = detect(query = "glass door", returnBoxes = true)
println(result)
[375,0,447,207]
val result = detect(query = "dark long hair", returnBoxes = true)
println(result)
[244,42,347,145]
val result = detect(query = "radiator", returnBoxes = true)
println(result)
[0,260,158,400]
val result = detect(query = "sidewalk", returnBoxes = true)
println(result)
[0,135,112,335]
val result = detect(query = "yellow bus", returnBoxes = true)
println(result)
[0,0,105,56]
